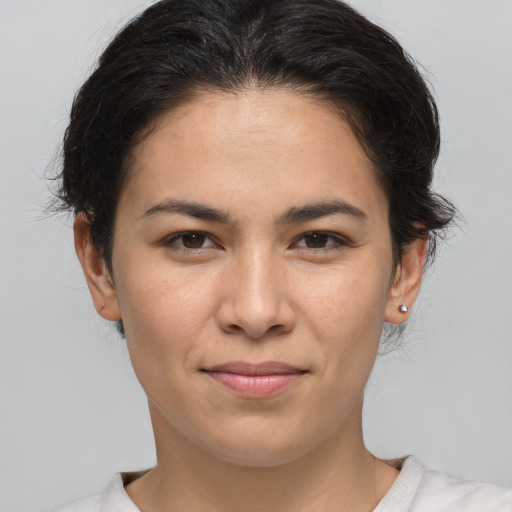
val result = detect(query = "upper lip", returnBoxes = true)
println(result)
[203,361,307,375]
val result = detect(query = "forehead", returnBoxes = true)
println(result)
[123,89,387,221]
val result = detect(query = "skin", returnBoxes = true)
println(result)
[75,89,427,511]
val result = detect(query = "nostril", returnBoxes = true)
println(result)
[222,321,290,339]
[267,323,288,335]
[226,324,243,333]
[216,292,296,339]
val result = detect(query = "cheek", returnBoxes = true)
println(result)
[298,260,391,341]
[115,260,219,363]
[296,257,391,389]
[114,264,221,425]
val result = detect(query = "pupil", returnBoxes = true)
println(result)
[182,233,205,248]
[306,233,328,248]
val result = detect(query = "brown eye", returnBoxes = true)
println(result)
[164,231,216,250]
[180,233,207,248]
[303,233,330,248]
[294,232,347,251]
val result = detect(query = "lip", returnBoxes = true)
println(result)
[202,361,307,398]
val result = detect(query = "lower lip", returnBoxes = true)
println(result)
[205,372,304,398]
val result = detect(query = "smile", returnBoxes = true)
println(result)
[202,361,308,398]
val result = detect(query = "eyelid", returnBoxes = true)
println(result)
[162,230,220,250]
[160,230,350,252]
[292,231,350,250]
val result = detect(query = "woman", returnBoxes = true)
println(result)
[53,0,511,510]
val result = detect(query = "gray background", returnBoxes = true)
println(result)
[0,0,511,510]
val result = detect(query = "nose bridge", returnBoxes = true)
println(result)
[239,244,279,308]
[219,243,293,339]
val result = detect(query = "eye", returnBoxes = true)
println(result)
[294,232,347,250]
[163,231,217,250]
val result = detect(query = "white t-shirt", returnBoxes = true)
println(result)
[53,456,512,511]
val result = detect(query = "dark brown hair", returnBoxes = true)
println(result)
[57,0,455,276]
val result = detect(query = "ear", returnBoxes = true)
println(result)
[73,214,122,321]
[385,237,428,324]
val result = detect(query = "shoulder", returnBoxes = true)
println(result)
[376,456,512,512]
[412,464,512,512]
[52,472,142,512]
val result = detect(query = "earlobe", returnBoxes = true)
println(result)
[385,237,428,324]
[73,214,122,321]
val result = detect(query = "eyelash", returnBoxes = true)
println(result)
[162,231,218,251]
[162,231,349,252]
[293,232,349,252]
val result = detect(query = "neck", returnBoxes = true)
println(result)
[126,398,396,512]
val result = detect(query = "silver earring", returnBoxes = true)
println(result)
[399,304,408,313]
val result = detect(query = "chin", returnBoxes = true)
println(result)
[196,425,321,468]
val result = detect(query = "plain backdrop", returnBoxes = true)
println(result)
[0,0,511,510]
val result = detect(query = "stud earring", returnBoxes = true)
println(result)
[399,304,408,313]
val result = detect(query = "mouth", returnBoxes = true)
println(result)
[201,361,308,398]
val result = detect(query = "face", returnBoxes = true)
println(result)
[78,89,421,467]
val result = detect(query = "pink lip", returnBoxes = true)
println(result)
[202,361,307,398]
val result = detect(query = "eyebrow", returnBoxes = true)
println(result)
[141,198,367,224]
[141,200,230,223]
[277,200,367,224]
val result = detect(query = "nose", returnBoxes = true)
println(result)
[216,248,296,340]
